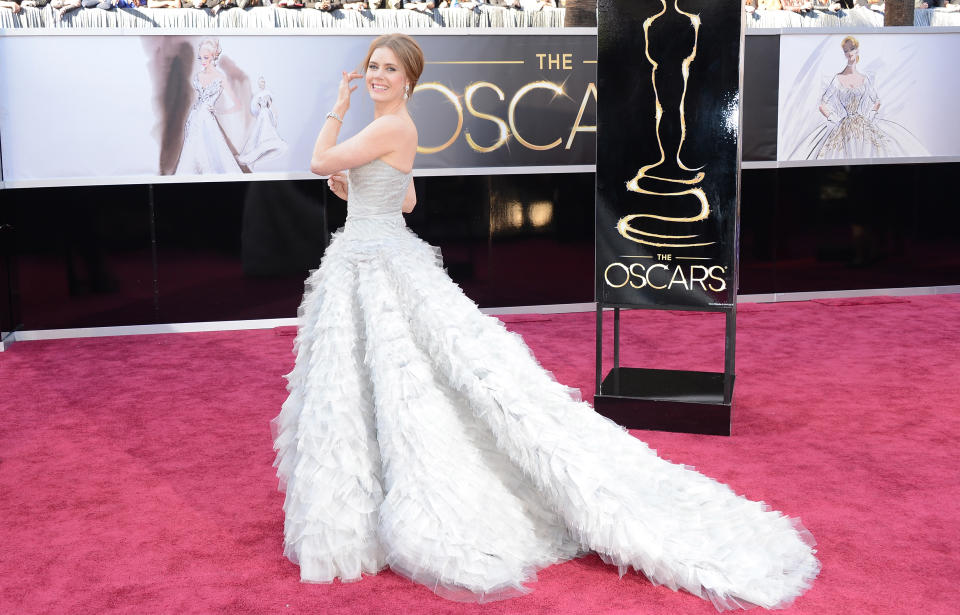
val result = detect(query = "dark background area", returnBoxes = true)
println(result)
[2,162,958,333]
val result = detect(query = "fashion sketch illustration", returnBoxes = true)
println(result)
[238,76,289,169]
[788,36,927,161]
[174,38,245,175]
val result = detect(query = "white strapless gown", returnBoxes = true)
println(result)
[175,77,243,176]
[270,159,820,610]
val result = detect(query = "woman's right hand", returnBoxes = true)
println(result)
[333,71,362,116]
[327,172,348,201]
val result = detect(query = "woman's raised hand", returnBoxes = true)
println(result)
[327,172,348,201]
[334,71,362,116]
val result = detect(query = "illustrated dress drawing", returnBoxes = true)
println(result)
[238,88,288,168]
[790,74,927,160]
[175,76,243,175]
[270,159,820,610]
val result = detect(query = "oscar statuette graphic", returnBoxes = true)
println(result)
[619,0,713,250]
[594,0,744,435]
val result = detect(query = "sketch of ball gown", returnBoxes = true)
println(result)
[175,76,244,175]
[238,86,289,169]
[790,74,927,161]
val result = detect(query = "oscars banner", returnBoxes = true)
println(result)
[595,0,742,310]
[0,31,596,188]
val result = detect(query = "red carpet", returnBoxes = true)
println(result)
[1,294,958,614]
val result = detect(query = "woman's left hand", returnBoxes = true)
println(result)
[327,172,348,201]
[333,71,362,117]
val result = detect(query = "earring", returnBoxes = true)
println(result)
[403,84,409,100]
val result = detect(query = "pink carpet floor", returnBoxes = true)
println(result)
[1,294,958,615]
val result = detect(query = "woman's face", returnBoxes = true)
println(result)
[842,43,859,66]
[365,47,408,104]
[199,47,216,70]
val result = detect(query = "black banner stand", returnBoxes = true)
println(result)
[593,0,744,436]
[594,303,735,436]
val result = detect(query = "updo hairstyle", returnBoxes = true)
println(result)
[840,35,860,63]
[197,38,222,63]
[359,34,425,93]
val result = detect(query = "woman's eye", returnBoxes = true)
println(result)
[387,67,396,72]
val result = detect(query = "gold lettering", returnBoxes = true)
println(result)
[536,53,547,69]
[464,82,510,154]
[668,266,688,290]
[509,81,564,151]
[628,263,647,289]
[415,83,463,154]
[707,266,727,292]
[604,263,630,288]
[646,263,669,290]
[689,265,709,290]
[563,53,573,70]
[565,82,597,150]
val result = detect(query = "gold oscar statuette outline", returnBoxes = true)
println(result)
[617,0,715,249]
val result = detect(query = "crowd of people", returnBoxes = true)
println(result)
[0,0,559,17]
[745,0,960,12]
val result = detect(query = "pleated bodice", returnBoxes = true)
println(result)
[344,159,412,232]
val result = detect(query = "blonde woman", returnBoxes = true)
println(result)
[174,39,244,175]
[272,32,819,610]
[792,36,927,160]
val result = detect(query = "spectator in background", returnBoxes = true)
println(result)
[50,0,82,16]
[147,0,182,6]
[318,1,346,10]
[485,0,523,8]
[520,0,555,9]
[0,0,22,12]
[81,0,117,9]
[405,1,435,11]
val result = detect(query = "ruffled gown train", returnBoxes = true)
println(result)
[270,159,820,610]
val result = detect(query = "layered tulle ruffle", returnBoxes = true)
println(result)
[271,215,820,609]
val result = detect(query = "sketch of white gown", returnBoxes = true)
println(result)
[790,74,927,160]
[175,76,243,175]
[238,88,288,168]
[270,159,820,610]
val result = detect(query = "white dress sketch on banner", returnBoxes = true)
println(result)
[175,39,244,175]
[788,36,927,161]
[238,77,289,169]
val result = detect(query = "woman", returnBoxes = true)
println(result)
[271,33,819,609]
[790,35,927,161]
[237,76,289,169]
[174,39,244,175]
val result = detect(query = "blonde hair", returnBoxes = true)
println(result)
[198,38,222,62]
[841,36,860,62]
[359,34,425,93]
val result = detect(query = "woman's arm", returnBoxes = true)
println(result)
[402,179,416,213]
[311,114,409,176]
[310,71,414,176]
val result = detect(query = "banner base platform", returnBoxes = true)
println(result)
[593,367,734,436]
